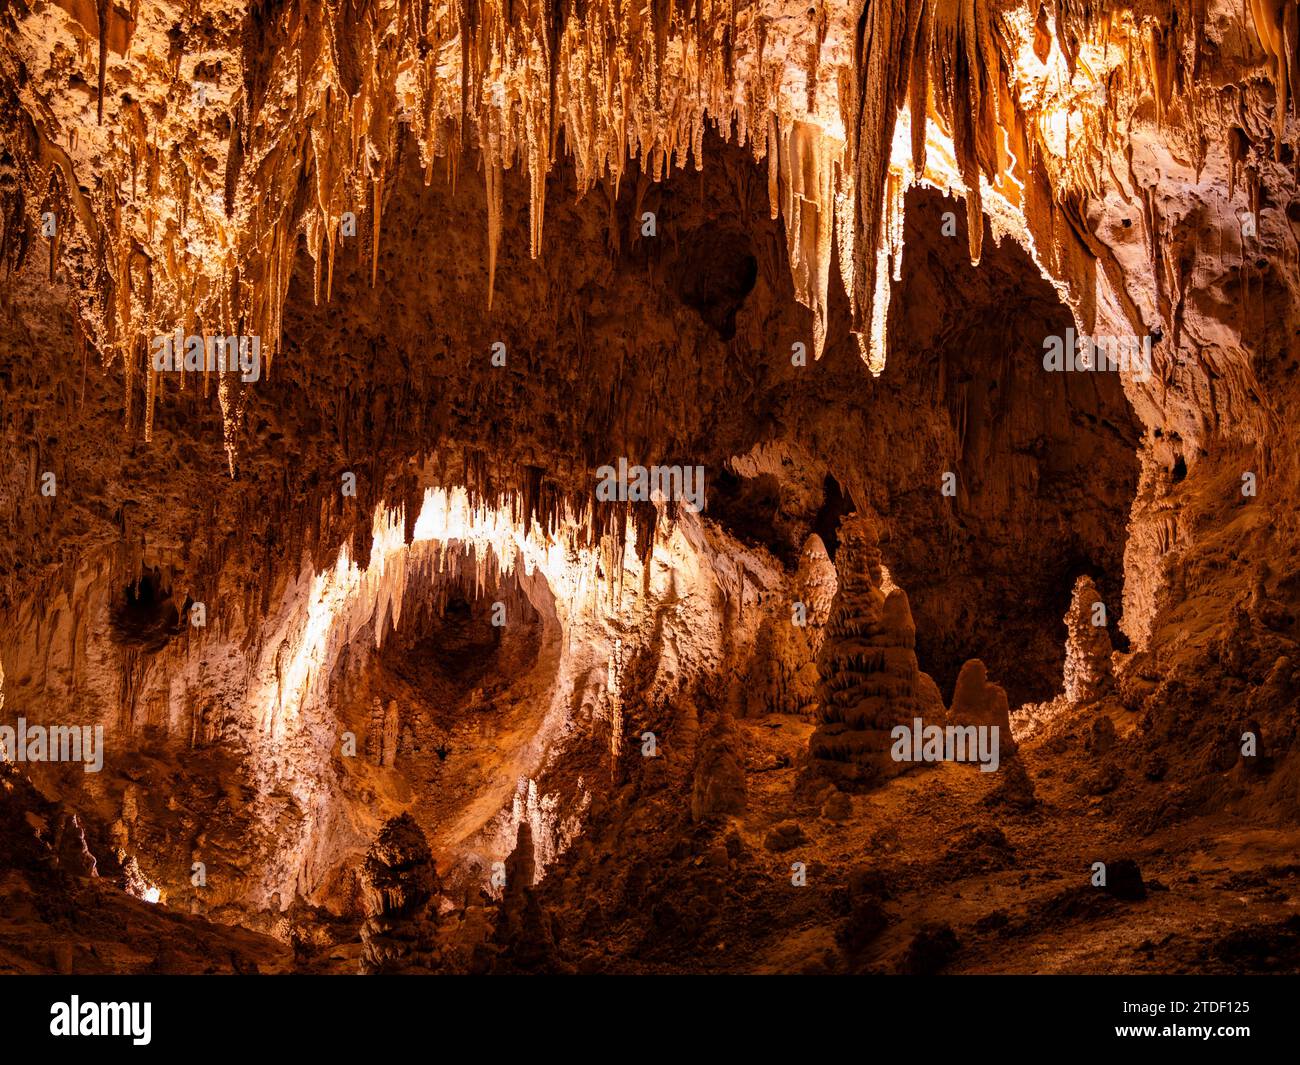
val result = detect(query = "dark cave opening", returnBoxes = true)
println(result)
[371,570,546,717]
[407,594,505,690]
[879,187,1143,706]
[674,228,759,339]
[109,567,182,650]
[705,466,790,563]
[812,475,855,562]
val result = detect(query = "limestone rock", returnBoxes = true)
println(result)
[502,820,536,921]
[690,714,747,821]
[669,694,701,788]
[359,814,440,974]
[381,701,400,768]
[367,698,401,767]
[902,923,960,975]
[1101,858,1147,902]
[1063,576,1115,705]
[986,758,1037,810]
[810,514,942,788]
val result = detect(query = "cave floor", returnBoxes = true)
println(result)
[724,712,1300,975]
[4,700,1297,976]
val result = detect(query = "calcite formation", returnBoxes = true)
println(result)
[1063,574,1115,705]
[810,513,944,788]
[0,0,1299,981]
[359,813,441,974]
[5,0,1293,467]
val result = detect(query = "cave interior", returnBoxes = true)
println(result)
[1,0,1299,976]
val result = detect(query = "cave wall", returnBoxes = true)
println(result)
[1,0,1299,937]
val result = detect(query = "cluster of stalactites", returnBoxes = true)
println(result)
[296,0,831,303]
[8,1,1297,469]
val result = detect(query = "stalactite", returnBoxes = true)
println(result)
[1247,0,1297,156]
[371,173,383,288]
[779,120,841,362]
[3,0,1293,470]
[485,157,504,312]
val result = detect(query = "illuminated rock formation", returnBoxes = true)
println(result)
[0,0,1298,980]
[7,0,1290,470]
[1063,575,1115,705]
[809,513,944,788]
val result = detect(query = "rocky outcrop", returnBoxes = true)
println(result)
[359,814,441,975]
[743,534,837,717]
[0,762,289,974]
[1063,576,1115,705]
[810,514,944,788]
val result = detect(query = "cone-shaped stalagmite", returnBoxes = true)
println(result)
[1063,575,1115,705]
[797,534,840,643]
[810,513,944,788]
[359,813,441,974]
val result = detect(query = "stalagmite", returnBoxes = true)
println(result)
[809,513,944,789]
[947,658,1016,754]
[691,711,747,821]
[359,814,441,975]
[1063,575,1115,705]
[796,533,840,651]
[485,159,504,312]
